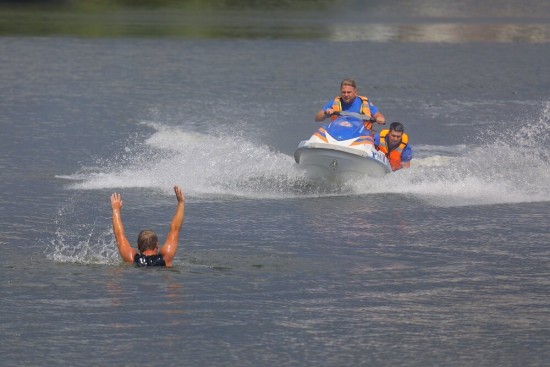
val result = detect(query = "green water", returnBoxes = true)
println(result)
[2,0,548,42]
[0,0,336,38]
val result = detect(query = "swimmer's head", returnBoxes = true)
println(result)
[137,230,158,253]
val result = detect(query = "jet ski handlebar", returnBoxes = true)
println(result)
[329,111,385,124]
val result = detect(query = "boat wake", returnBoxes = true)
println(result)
[48,103,550,264]
[58,102,550,207]
[362,102,550,207]
[58,120,357,198]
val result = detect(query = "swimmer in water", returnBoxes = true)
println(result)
[110,186,185,267]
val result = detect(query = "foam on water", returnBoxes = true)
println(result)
[59,120,346,198]
[59,102,550,206]
[45,193,121,264]
[354,102,550,206]
[49,103,550,264]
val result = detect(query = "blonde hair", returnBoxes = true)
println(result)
[137,230,158,253]
[340,79,357,89]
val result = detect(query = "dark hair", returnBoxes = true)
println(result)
[137,230,158,253]
[389,121,405,132]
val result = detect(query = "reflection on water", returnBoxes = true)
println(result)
[330,23,549,43]
[0,1,548,42]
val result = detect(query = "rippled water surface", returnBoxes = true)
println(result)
[1,1,549,366]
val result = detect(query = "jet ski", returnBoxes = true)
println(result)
[294,111,391,182]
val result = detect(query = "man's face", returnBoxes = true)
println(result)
[340,85,357,104]
[388,130,403,147]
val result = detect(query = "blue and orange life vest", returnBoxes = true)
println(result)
[378,130,409,171]
[331,96,374,130]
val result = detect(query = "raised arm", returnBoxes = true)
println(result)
[111,193,137,264]
[159,186,185,267]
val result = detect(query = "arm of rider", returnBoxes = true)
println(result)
[159,186,185,267]
[111,193,137,264]
[315,108,334,122]
[400,145,413,170]
[373,111,385,125]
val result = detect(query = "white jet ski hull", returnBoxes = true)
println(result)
[294,141,391,182]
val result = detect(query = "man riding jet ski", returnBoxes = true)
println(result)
[296,79,412,181]
[374,121,412,171]
[295,111,391,182]
[314,78,386,130]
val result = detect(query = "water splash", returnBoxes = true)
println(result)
[49,104,550,264]
[59,102,550,206]
[44,193,119,264]
[352,101,550,206]
[58,120,351,198]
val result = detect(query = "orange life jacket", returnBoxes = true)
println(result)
[331,96,373,130]
[377,129,409,171]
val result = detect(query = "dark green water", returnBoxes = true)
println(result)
[1,0,549,41]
